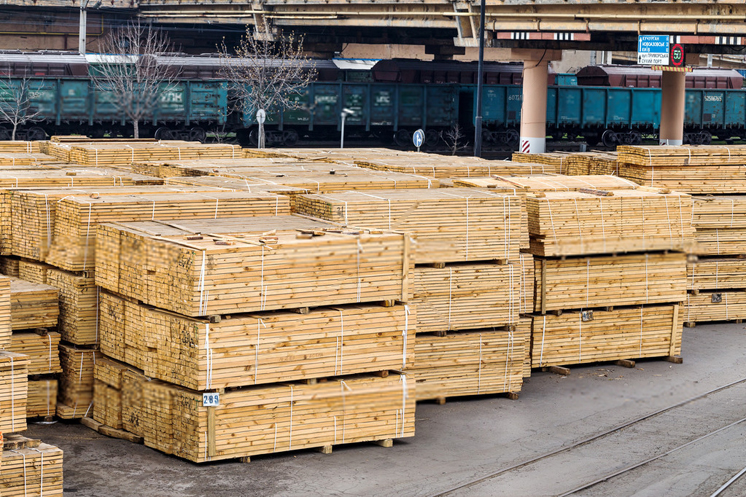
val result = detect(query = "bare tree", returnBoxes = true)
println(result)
[219,21,316,148]
[90,21,175,139]
[444,124,469,156]
[0,73,42,141]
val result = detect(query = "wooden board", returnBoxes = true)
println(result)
[618,144,746,166]
[412,329,526,401]
[685,291,746,323]
[0,257,20,277]
[292,188,522,264]
[93,380,123,430]
[0,141,40,154]
[692,195,746,228]
[95,216,413,317]
[0,351,28,433]
[531,305,682,367]
[527,189,694,257]
[0,442,63,497]
[693,228,746,256]
[66,141,242,166]
[534,253,687,312]
[134,373,415,463]
[9,278,58,330]
[8,331,61,375]
[413,256,533,333]
[688,257,746,291]
[355,157,558,177]
[26,378,57,418]
[57,344,100,420]
[99,290,415,390]
[0,276,10,349]
[45,191,291,272]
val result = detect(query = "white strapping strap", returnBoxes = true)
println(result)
[640,306,644,358]
[586,258,590,309]
[504,329,515,393]
[11,449,26,496]
[254,318,265,384]
[125,144,135,164]
[641,197,646,251]
[539,316,547,366]
[402,305,410,369]
[10,355,14,431]
[546,198,559,248]
[198,251,207,314]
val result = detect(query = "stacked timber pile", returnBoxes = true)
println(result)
[292,187,530,402]
[0,351,27,434]
[0,153,58,167]
[0,141,41,154]
[91,215,415,462]
[58,141,241,166]
[617,145,746,193]
[354,155,558,177]
[4,277,61,421]
[512,152,573,174]
[526,180,690,370]
[452,174,637,192]
[0,435,63,496]
[164,175,307,195]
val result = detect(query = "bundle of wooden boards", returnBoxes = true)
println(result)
[0,277,10,349]
[0,435,63,497]
[527,189,694,257]
[0,351,28,433]
[56,345,100,420]
[0,141,40,153]
[95,216,412,317]
[355,156,558,177]
[531,305,682,367]
[65,141,242,166]
[0,153,57,166]
[452,174,637,192]
[617,145,746,194]
[292,188,522,263]
[99,290,415,390]
[8,331,61,375]
[534,253,687,313]
[688,258,746,292]
[26,378,57,418]
[685,291,746,324]
[8,278,58,330]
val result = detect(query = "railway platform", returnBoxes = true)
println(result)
[27,321,746,496]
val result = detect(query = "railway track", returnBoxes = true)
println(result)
[433,377,746,497]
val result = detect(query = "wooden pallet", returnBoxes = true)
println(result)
[0,351,28,433]
[135,373,415,463]
[688,257,746,292]
[26,378,57,419]
[685,290,746,324]
[527,189,694,257]
[411,328,527,401]
[292,188,522,264]
[9,278,58,330]
[57,344,100,420]
[95,216,413,317]
[0,439,63,497]
[8,331,61,375]
[535,253,687,313]
[413,256,533,333]
[45,190,291,272]
[99,290,415,390]
[531,304,682,368]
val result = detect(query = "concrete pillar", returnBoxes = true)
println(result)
[511,49,561,154]
[659,71,686,146]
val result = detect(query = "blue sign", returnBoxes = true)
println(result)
[413,129,425,149]
[638,35,670,65]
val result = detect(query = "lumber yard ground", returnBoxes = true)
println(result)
[29,323,746,497]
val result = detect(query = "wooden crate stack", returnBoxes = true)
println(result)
[291,187,530,402]
[526,184,692,370]
[90,215,415,462]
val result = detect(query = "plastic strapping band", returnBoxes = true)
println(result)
[46,380,51,416]
[678,197,685,247]
[95,287,100,344]
[259,245,266,311]
[540,316,546,366]
[447,267,453,329]
[125,144,135,164]
[205,323,212,390]
[254,318,265,384]
[504,329,514,393]
[340,381,348,442]
[640,306,644,358]
[356,192,392,230]
[402,305,409,369]
[11,450,26,496]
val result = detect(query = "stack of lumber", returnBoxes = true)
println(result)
[617,145,746,194]
[292,188,522,263]
[512,152,573,174]
[9,278,58,330]
[0,276,10,349]
[534,253,687,312]
[57,344,100,420]
[0,351,27,433]
[99,291,415,390]
[95,216,413,317]
[0,141,40,153]
[135,374,414,463]
[531,305,682,367]
[452,174,637,192]
[518,317,532,377]
[685,291,746,324]
[688,258,746,292]
[0,257,20,277]
[8,331,61,375]
[93,356,130,430]
[164,175,307,195]
[412,328,526,400]
[0,153,57,166]
[45,190,291,272]
[132,158,357,178]
[26,378,57,418]
[413,259,533,333]
[66,141,242,166]
[355,156,558,177]
[0,169,163,188]
[0,435,63,496]
[691,196,746,255]
[527,189,694,257]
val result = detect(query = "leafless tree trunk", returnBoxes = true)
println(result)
[445,124,468,156]
[219,20,316,148]
[89,21,176,139]
[0,73,42,140]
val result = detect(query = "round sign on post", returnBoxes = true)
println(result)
[670,44,685,67]
[256,109,266,124]
[413,129,425,151]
